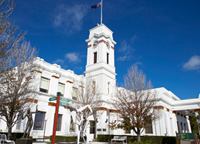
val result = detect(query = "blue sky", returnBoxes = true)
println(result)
[10,0,200,99]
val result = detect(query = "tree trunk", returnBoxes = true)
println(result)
[137,133,141,143]
[7,124,12,140]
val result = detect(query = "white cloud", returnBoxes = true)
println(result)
[131,35,138,43]
[134,62,142,66]
[118,40,132,52]
[183,55,200,70]
[117,52,131,61]
[65,52,79,62]
[53,4,87,34]
[117,36,138,61]
[53,59,64,64]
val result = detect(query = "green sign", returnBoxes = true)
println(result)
[59,101,69,107]
[177,133,194,140]
[60,97,70,103]
[49,97,57,101]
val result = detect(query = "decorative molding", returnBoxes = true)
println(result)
[26,99,38,103]
[111,46,114,50]
[52,75,59,79]
[110,110,119,113]
[66,80,73,84]
[98,107,107,111]
[48,102,56,107]
[31,70,42,74]
[87,45,92,48]
[99,40,106,44]
[154,106,164,109]
[166,108,170,112]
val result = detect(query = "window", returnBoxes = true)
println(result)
[40,77,50,93]
[107,53,109,64]
[125,129,131,134]
[72,87,78,100]
[70,116,76,132]
[184,123,186,133]
[181,122,183,132]
[58,82,65,96]
[33,111,46,130]
[56,114,62,131]
[94,52,97,64]
[144,122,153,134]
[177,121,180,133]
[108,82,110,94]
[16,118,22,129]
[90,121,95,134]
[92,81,96,94]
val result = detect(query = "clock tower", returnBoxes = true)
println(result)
[85,24,116,98]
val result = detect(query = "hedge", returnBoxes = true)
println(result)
[97,134,178,144]
[50,136,77,142]
[0,132,36,141]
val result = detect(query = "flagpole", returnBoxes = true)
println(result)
[101,0,103,24]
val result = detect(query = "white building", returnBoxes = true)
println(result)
[0,24,200,141]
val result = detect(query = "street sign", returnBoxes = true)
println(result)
[60,97,70,103]
[59,101,69,107]
[49,97,57,101]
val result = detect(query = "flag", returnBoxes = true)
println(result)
[91,2,101,10]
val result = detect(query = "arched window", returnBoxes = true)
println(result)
[93,81,96,94]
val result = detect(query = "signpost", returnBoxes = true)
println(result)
[49,93,70,144]
[49,97,57,101]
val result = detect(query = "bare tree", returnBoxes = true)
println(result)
[0,42,38,139]
[73,77,103,139]
[0,0,25,73]
[0,0,38,139]
[110,65,160,142]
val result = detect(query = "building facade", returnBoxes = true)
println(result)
[0,24,199,141]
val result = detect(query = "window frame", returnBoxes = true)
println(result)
[39,77,50,93]
[33,111,46,130]
[94,52,97,64]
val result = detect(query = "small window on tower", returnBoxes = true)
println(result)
[107,53,109,64]
[94,52,97,64]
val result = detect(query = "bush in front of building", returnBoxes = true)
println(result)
[0,132,26,141]
[50,136,77,142]
[97,134,178,144]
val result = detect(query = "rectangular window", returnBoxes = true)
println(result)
[177,121,180,133]
[94,52,97,64]
[70,116,76,132]
[33,111,46,130]
[144,122,153,134]
[56,114,62,131]
[90,121,95,134]
[107,53,109,64]
[40,77,50,93]
[72,87,78,100]
[125,129,131,134]
[58,82,65,96]
[16,119,22,129]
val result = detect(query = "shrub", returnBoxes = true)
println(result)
[97,134,177,144]
[50,136,77,142]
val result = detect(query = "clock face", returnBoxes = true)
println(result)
[93,41,98,48]
[106,42,110,49]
